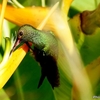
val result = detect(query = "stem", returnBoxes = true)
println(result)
[12,0,24,8]
[0,37,11,68]
[94,0,98,7]
[0,0,8,45]
[14,70,24,100]
[41,0,46,7]
[61,0,73,21]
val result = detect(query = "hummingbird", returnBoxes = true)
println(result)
[12,24,60,89]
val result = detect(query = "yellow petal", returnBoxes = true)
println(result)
[0,44,28,89]
[0,4,50,27]
[61,0,73,19]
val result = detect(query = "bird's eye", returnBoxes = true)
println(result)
[19,31,23,36]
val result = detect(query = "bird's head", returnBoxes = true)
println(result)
[11,24,36,52]
[17,24,36,42]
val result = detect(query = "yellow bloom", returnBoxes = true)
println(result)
[0,1,93,100]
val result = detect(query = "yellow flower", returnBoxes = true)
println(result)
[0,1,93,100]
[0,0,73,88]
[0,1,60,88]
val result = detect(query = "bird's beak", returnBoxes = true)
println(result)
[10,38,22,54]
[10,37,32,55]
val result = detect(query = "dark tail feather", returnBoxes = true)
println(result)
[39,54,60,89]
[31,47,60,89]
[46,57,60,89]
[38,69,46,88]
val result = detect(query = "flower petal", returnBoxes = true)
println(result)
[0,4,50,27]
[0,44,28,89]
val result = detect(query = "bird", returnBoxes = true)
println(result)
[12,24,60,89]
